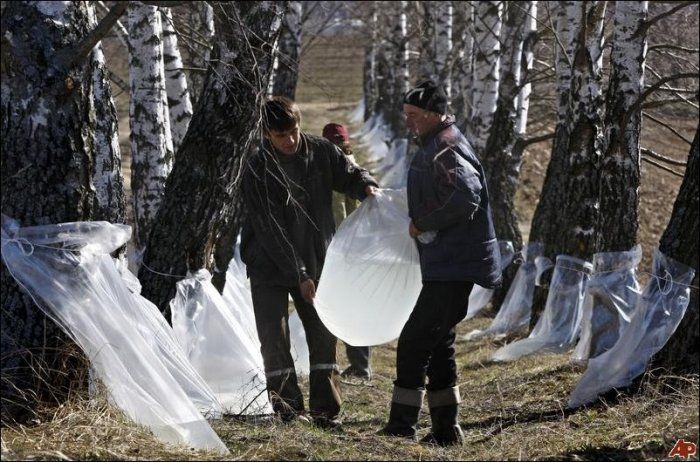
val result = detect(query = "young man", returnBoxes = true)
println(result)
[378,80,502,445]
[241,97,378,428]
[322,122,372,381]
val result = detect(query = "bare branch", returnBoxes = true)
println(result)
[106,70,129,94]
[96,1,128,47]
[645,85,699,94]
[517,132,556,150]
[643,97,699,110]
[643,2,698,32]
[641,155,685,177]
[641,147,688,166]
[648,44,700,54]
[55,2,128,70]
[628,72,699,113]
[643,112,694,145]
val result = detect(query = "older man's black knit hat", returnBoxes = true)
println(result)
[403,79,448,114]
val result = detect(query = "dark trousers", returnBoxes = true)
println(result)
[395,281,474,391]
[345,344,371,374]
[250,278,341,419]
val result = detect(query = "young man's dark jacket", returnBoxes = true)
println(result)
[241,133,378,286]
[407,116,502,288]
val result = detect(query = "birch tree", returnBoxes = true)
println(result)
[452,1,474,128]
[128,3,174,251]
[362,3,378,122]
[139,2,286,314]
[1,1,124,421]
[529,1,581,246]
[516,1,538,136]
[161,7,193,154]
[652,129,699,374]
[272,1,302,99]
[468,1,502,153]
[89,5,127,224]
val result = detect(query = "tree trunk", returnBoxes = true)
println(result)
[186,2,214,106]
[161,7,193,154]
[272,1,302,99]
[128,3,174,251]
[468,1,502,153]
[515,1,538,136]
[596,1,647,253]
[434,2,453,100]
[362,3,378,122]
[139,2,285,315]
[548,1,606,260]
[89,6,127,224]
[1,1,106,422]
[652,129,699,374]
[452,1,474,129]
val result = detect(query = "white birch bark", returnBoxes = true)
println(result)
[362,3,378,121]
[434,2,453,99]
[516,1,538,135]
[161,7,193,154]
[398,0,409,97]
[554,1,581,124]
[271,1,303,99]
[469,1,503,152]
[88,4,126,224]
[128,3,174,249]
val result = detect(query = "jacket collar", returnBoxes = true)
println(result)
[416,115,456,147]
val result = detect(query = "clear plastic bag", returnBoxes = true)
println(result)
[464,242,548,341]
[289,310,310,376]
[463,240,516,320]
[0,216,228,454]
[571,245,642,365]
[492,255,593,362]
[170,269,273,415]
[315,189,422,346]
[568,249,696,408]
[380,139,410,189]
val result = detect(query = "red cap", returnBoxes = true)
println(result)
[322,123,350,144]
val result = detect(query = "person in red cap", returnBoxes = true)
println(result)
[322,123,373,382]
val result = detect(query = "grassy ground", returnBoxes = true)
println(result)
[2,32,698,461]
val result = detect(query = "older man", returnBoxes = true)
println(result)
[378,80,502,446]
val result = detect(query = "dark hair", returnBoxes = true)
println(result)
[263,96,301,132]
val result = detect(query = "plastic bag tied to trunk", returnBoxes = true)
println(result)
[171,269,273,416]
[465,242,548,341]
[463,240,516,321]
[492,254,593,362]
[571,245,642,366]
[0,216,228,455]
[568,249,696,408]
[315,189,422,346]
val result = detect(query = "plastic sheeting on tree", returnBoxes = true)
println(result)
[568,249,696,408]
[571,245,642,366]
[492,255,593,362]
[170,269,273,416]
[349,99,365,123]
[380,139,410,189]
[315,189,422,346]
[0,217,228,455]
[463,240,516,321]
[464,242,549,341]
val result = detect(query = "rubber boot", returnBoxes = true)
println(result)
[377,386,425,440]
[420,387,464,447]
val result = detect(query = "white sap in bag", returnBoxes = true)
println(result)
[171,269,273,415]
[464,242,548,341]
[0,217,228,455]
[492,255,593,362]
[571,245,642,365]
[315,189,422,346]
[568,249,695,408]
[463,240,516,320]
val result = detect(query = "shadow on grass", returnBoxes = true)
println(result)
[539,441,669,461]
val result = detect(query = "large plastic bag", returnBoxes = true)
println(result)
[0,217,228,454]
[463,240,516,320]
[464,242,548,341]
[112,258,224,415]
[171,269,273,415]
[492,255,593,362]
[315,189,422,346]
[571,245,642,365]
[568,249,696,408]
[221,238,309,376]
[289,310,311,375]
